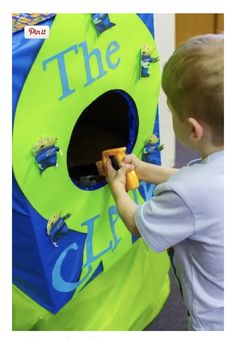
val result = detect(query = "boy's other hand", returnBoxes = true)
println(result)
[106,158,134,191]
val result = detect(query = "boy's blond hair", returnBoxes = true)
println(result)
[162,34,224,146]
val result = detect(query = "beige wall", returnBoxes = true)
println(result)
[154,14,176,167]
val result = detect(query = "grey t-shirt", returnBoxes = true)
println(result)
[135,150,224,330]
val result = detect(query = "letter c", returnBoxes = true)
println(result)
[52,242,92,292]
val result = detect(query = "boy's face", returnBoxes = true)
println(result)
[167,98,222,157]
[167,100,192,148]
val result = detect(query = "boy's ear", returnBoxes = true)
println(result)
[188,117,204,142]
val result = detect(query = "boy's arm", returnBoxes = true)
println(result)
[112,183,140,237]
[124,154,178,185]
[138,161,178,184]
[105,159,177,236]
[106,160,140,236]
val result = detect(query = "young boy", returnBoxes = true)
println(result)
[106,34,224,331]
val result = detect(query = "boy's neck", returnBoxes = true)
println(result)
[200,144,224,159]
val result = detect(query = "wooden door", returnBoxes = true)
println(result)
[176,14,224,47]
[174,14,224,167]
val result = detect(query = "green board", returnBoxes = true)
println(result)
[13,14,170,330]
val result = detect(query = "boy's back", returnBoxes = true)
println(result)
[170,150,223,330]
[135,150,224,330]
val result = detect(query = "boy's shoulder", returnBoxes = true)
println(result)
[169,150,224,188]
[153,151,224,235]
[155,151,224,213]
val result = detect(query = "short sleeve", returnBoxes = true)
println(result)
[135,189,195,252]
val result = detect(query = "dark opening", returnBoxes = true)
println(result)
[67,90,138,190]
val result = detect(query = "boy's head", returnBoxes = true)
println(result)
[162,34,224,149]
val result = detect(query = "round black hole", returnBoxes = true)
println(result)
[67,90,138,190]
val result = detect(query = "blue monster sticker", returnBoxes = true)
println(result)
[141,45,159,77]
[142,133,164,165]
[47,212,72,247]
[91,14,116,35]
[32,137,62,173]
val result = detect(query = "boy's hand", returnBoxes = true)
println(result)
[106,158,134,191]
[124,154,144,181]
